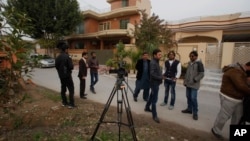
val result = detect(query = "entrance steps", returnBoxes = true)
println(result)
[201,69,222,92]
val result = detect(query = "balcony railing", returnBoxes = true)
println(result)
[81,5,110,14]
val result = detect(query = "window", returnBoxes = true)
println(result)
[76,22,84,34]
[99,22,110,31]
[120,19,129,29]
[75,42,84,49]
[122,0,129,7]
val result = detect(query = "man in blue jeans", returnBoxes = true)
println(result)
[182,51,204,120]
[88,52,99,94]
[133,52,150,102]
[144,49,163,123]
[160,51,181,110]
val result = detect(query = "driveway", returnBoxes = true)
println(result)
[30,67,230,138]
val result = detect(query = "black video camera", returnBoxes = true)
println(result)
[117,61,128,78]
[109,60,128,78]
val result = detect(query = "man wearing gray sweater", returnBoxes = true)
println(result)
[182,51,204,120]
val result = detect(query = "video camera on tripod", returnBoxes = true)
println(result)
[116,60,128,78]
[109,60,128,79]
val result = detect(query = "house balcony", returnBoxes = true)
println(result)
[65,29,128,40]
[82,6,139,20]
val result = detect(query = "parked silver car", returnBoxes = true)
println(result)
[38,55,55,68]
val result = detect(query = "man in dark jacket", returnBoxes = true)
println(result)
[160,51,181,110]
[145,49,163,123]
[55,41,75,108]
[133,52,150,102]
[78,52,88,99]
[211,62,250,139]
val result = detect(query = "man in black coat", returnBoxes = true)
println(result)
[133,52,150,102]
[78,52,88,99]
[55,41,75,109]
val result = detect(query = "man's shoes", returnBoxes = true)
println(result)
[80,94,88,99]
[68,105,76,109]
[133,97,137,102]
[160,102,167,106]
[61,103,68,107]
[153,117,160,123]
[91,89,96,94]
[80,96,87,99]
[181,109,192,114]
[168,105,174,110]
[193,114,198,120]
[211,128,224,140]
[144,108,152,112]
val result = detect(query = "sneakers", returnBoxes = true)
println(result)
[181,109,192,114]
[62,104,68,107]
[211,128,224,140]
[68,105,76,109]
[61,103,68,107]
[160,102,167,106]
[168,105,174,110]
[153,117,160,123]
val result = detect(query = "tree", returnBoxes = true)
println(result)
[161,26,178,53]
[134,10,165,54]
[1,2,34,100]
[134,10,176,55]
[6,0,82,39]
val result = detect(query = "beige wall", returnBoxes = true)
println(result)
[221,42,234,68]
[161,43,206,66]
[175,30,223,43]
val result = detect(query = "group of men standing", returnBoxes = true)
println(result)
[133,49,205,123]
[133,48,250,140]
[55,41,250,140]
[55,41,99,109]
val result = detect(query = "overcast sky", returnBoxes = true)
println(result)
[78,0,250,21]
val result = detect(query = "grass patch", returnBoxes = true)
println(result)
[42,90,61,102]
[32,131,45,141]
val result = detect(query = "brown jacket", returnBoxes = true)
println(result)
[220,63,250,100]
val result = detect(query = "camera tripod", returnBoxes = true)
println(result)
[90,76,137,141]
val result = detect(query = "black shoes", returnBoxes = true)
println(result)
[144,108,152,112]
[211,128,224,140]
[90,87,96,94]
[80,96,87,99]
[193,114,198,120]
[181,109,192,114]
[80,94,87,99]
[133,96,137,102]
[153,117,160,123]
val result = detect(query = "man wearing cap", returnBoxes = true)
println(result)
[55,41,75,109]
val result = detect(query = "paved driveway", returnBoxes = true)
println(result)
[30,67,230,138]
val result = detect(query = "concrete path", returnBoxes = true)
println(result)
[30,67,230,139]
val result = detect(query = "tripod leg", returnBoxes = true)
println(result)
[117,90,123,141]
[122,88,137,141]
[90,85,117,140]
